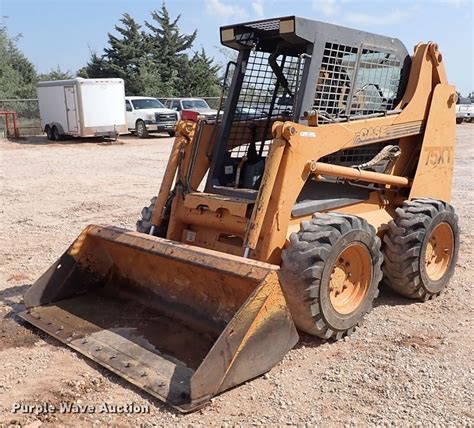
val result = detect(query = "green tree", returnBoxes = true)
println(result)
[79,13,145,94]
[0,25,37,99]
[38,66,73,81]
[78,4,222,98]
[144,4,197,95]
[77,51,111,79]
[138,57,177,97]
[184,49,221,97]
[105,13,145,94]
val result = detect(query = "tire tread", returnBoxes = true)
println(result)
[280,213,383,340]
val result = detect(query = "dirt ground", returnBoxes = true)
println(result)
[1,126,473,426]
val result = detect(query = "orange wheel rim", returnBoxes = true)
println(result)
[329,243,372,315]
[424,222,454,281]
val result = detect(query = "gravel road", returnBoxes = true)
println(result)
[1,126,473,426]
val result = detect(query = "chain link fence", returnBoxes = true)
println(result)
[0,96,224,138]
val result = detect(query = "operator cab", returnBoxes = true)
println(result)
[205,16,410,199]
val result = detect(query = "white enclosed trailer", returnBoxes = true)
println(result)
[37,78,127,140]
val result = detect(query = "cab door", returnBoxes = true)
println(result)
[171,100,182,120]
[125,100,135,130]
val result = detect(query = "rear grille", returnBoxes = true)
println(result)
[155,113,177,122]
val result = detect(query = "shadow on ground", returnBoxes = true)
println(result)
[374,282,419,308]
[4,133,172,146]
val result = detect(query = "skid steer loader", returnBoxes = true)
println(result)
[21,17,459,412]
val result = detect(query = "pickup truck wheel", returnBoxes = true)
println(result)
[464,117,472,123]
[136,120,149,138]
[279,213,383,340]
[168,131,176,137]
[456,118,463,124]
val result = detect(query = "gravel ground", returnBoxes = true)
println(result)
[0,126,473,426]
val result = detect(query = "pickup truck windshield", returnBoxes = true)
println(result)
[182,99,210,109]
[458,97,471,105]
[131,99,164,109]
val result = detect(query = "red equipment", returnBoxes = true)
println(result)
[181,109,200,122]
[0,111,20,138]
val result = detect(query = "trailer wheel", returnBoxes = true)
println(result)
[136,120,149,138]
[45,126,53,140]
[280,213,383,340]
[382,198,459,301]
[52,126,61,141]
[136,196,168,238]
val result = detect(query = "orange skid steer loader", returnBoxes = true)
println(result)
[21,17,459,412]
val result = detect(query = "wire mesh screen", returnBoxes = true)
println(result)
[313,43,403,120]
[314,43,358,118]
[227,50,304,159]
[350,49,402,115]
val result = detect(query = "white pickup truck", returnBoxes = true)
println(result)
[456,97,473,124]
[125,96,177,138]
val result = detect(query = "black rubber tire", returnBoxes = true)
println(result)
[464,117,472,123]
[168,131,176,137]
[136,197,167,238]
[136,120,149,139]
[382,198,459,301]
[52,126,61,141]
[45,126,53,140]
[456,118,463,124]
[280,213,383,340]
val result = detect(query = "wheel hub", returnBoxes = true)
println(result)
[330,264,347,294]
[424,222,454,281]
[329,244,372,315]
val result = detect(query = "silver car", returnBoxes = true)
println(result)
[164,98,218,121]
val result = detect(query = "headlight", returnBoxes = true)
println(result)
[145,114,155,120]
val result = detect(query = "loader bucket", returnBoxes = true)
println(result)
[19,225,298,412]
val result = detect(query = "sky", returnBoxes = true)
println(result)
[1,0,473,95]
